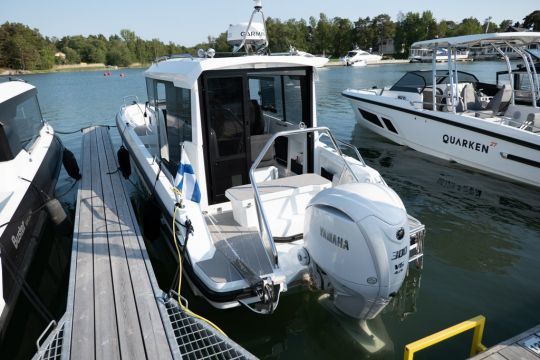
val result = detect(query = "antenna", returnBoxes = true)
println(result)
[233,0,269,54]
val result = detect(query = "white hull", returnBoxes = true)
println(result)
[114,25,426,317]
[343,50,382,66]
[343,90,540,187]
[116,103,424,310]
[0,125,63,330]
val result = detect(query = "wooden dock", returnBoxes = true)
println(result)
[470,325,540,360]
[33,127,254,360]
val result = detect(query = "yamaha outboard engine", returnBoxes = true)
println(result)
[300,182,410,320]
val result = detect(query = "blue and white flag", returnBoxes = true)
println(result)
[175,150,201,203]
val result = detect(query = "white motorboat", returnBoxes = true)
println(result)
[343,32,540,187]
[342,47,382,66]
[351,59,367,67]
[272,46,329,68]
[116,0,425,322]
[0,80,65,334]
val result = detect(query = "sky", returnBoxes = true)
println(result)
[1,0,538,47]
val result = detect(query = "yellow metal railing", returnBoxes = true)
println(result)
[403,315,488,360]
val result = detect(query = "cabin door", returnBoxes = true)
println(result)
[202,75,250,204]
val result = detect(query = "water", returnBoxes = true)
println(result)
[7,62,540,359]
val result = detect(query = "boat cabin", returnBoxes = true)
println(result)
[142,56,319,207]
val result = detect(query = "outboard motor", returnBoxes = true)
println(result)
[300,182,410,321]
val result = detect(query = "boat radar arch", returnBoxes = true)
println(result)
[229,0,269,54]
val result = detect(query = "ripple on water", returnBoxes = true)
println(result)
[12,63,540,360]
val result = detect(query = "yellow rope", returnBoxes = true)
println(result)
[172,206,226,336]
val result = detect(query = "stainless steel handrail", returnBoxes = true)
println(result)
[249,126,360,267]
[122,95,139,108]
[334,137,366,166]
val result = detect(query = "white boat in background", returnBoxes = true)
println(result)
[409,47,470,63]
[116,0,424,329]
[342,47,382,66]
[343,32,540,187]
[0,80,64,336]
[272,46,329,68]
[351,59,367,67]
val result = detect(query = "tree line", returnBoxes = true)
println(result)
[1,10,538,71]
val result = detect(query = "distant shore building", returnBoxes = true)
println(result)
[379,38,396,55]
[54,52,66,60]
[468,28,538,60]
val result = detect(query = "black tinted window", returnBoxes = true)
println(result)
[0,92,43,155]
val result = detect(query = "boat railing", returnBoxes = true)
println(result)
[335,138,366,166]
[122,95,139,108]
[121,95,148,121]
[249,126,359,267]
[154,54,194,63]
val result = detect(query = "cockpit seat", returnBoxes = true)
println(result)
[225,173,331,237]
[474,84,512,118]
[422,87,443,110]
[459,83,484,112]
[527,112,540,133]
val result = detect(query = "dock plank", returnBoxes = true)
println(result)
[89,128,120,358]
[99,127,175,359]
[95,127,146,360]
[34,126,254,360]
[470,325,540,360]
[70,129,95,359]
[499,343,539,360]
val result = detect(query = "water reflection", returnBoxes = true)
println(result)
[348,122,540,275]
[6,65,538,359]
[385,268,422,322]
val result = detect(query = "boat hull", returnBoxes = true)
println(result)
[115,113,275,308]
[0,131,63,334]
[343,91,540,187]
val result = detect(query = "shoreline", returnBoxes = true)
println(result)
[0,62,146,76]
[2,57,473,75]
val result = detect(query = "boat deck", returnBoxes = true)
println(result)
[470,325,540,360]
[201,211,273,284]
[32,127,254,360]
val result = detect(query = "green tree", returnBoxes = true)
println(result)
[106,40,133,66]
[394,12,435,57]
[499,19,513,31]
[371,14,396,53]
[38,45,55,69]
[523,10,540,31]
[454,17,483,35]
[0,22,54,70]
[314,13,332,56]
[213,32,230,52]
[353,17,375,51]
[62,46,81,64]
[331,17,353,57]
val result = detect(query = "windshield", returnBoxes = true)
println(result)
[390,70,479,93]
[0,89,43,160]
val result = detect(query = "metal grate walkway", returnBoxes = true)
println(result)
[33,127,255,360]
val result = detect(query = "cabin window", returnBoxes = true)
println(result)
[0,92,43,160]
[13,95,42,150]
[207,77,245,157]
[202,68,312,205]
[248,71,308,126]
[147,78,192,171]
[283,75,305,125]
